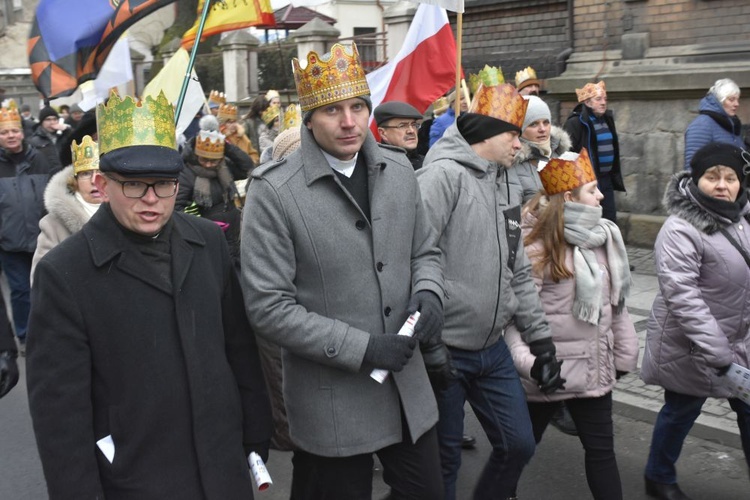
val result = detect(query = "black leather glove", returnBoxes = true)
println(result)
[363,334,416,372]
[244,440,271,463]
[528,337,556,357]
[530,352,566,394]
[616,370,628,380]
[421,342,458,391]
[0,350,19,399]
[716,364,732,377]
[407,290,444,345]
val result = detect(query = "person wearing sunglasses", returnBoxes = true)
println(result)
[374,100,425,170]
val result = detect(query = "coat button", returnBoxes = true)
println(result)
[327,347,336,355]
[376,262,384,272]
[355,220,366,230]
[384,307,392,317]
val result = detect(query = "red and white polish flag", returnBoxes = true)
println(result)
[366,3,461,137]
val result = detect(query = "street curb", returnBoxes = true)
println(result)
[613,391,742,450]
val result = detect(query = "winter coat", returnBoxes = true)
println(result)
[684,94,744,170]
[0,143,51,252]
[31,165,99,282]
[417,122,551,351]
[241,127,443,457]
[508,125,572,206]
[428,107,455,147]
[505,212,638,401]
[563,103,625,192]
[225,124,260,165]
[27,126,63,173]
[641,172,750,397]
[28,206,272,500]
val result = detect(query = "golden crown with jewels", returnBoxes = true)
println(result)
[217,103,237,123]
[195,129,226,160]
[469,67,527,129]
[292,43,370,112]
[538,148,596,196]
[71,135,99,174]
[0,105,21,130]
[280,104,302,132]
[96,91,176,156]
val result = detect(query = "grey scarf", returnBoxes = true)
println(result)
[563,202,631,324]
[187,161,236,208]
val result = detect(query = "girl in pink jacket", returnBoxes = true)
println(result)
[505,149,638,500]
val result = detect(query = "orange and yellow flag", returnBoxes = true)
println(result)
[181,0,275,50]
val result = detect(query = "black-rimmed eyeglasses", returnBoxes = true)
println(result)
[380,122,421,131]
[104,174,178,199]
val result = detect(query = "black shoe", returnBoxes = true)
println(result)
[549,404,578,436]
[645,477,693,500]
[461,434,476,449]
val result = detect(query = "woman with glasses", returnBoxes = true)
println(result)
[31,135,102,281]
[176,128,242,268]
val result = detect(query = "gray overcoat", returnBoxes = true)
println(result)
[241,127,444,457]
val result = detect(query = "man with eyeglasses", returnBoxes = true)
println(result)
[27,93,272,499]
[374,101,425,170]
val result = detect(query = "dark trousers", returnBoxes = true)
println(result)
[526,392,622,500]
[597,173,617,223]
[290,425,444,500]
[0,250,32,341]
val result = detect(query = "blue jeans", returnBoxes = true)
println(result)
[436,338,535,500]
[0,250,32,341]
[645,389,750,483]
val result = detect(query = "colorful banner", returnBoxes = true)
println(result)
[181,0,275,50]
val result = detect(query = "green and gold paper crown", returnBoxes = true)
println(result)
[71,135,99,175]
[292,43,370,112]
[261,103,281,126]
[477,65,506,87]
[280,104,302,132]
[96,91,176,156]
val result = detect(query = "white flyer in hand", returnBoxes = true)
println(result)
[724,363,750,406]
[370,311,420,384]
[248,452,273,491]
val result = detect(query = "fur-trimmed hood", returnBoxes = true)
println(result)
[43,165,95,234]
[514,125,571,166]
[664,171,750,235]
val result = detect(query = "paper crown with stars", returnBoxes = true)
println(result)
[292,43,370,112]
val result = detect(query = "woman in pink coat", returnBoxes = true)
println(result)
[505,149,638,500]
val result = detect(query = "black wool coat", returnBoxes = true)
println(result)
[27,206,272,500]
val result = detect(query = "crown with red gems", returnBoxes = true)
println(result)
[538,148,597,196]
[469,67,527,130]
[195,130,225,160]
[292,43,370,112]
[71,135,99,174]
[217,103,237,123]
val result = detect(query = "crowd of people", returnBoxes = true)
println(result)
[0,40,748,500]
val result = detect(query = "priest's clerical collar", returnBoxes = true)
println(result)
[321,150,358,178]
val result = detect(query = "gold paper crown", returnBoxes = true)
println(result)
[292,43,370,112]
[280,104,302,132]
[576,81,606,103]
[469,81,528,130]
[538,148,596,196]
[515,66,540,90]
[96,91,177,156]
[208,90,226,107]
[468,73,480,96]
[432,97,449,116]
[261,103,281,126]
[194,130,226,160]
[217,103,237,123]
[0,106,21,130]
[71,135,99,175]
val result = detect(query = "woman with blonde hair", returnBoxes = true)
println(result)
[505,149,638,500]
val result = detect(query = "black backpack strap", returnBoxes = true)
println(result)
[718,227,750,269]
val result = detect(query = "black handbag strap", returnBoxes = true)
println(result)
[719,227,750,269]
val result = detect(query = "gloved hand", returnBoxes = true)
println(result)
[244,440,271,463]
[0,350,19,399]
[420,342,458,391]
[528,337,556,357]
[363,334,416,372]
[530,352,566,394]
[407,291,444,345]
[716,364,732,377]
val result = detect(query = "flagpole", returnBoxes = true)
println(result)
[175,0,213,125]
[454,11,462,116]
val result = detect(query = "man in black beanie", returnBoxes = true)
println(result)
[417,75,564,500]
[27,105,64,172]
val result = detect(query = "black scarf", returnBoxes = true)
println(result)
[688,181,748,223]
[700,110,742,136]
